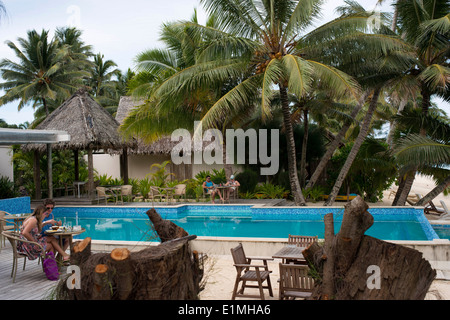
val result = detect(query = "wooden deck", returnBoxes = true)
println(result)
[0,242,62,300]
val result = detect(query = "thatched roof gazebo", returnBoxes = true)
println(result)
[23,88,132,199]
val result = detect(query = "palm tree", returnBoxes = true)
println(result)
[393,113,450,206]
[389,0,450,205]
[0,29,89,117]
[141,0,371,205]
[88,53,120,98]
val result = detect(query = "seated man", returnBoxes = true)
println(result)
[225,175,240,200]
[202,175,223,204]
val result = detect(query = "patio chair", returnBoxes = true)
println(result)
[1,230,45,283]
[413,194,446,215]
[173,184,186,202]
[439,201,450,219]
[118,185,133,204]
[230,243,273,300]
[0,212,16,248]
[278,263,314,300]
[96,187,115,204]
[288,235,318,247]
[286,235,318,264]
[148,186,165,202]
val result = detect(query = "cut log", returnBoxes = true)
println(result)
[146,208,188,242]
[70,237,91,266]
[110,248,133,300]
[54,208,203,300]
[303,196,436,300]
[92,264,111,300]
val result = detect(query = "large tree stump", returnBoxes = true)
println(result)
[147,208,188,242]
[303,196,436,300]
[55,209,203,300]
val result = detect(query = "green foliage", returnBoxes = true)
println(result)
[303,185,325,203]
[255,183,288,199]
[235,170,259,193]
[137,177,154,199]
[0,176,18,199]
[328,138,397,202]
[146,160,174,187]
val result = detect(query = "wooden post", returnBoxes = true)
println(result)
[74,149,79,182]
[33,150,41,200]
[87,148,94,199]
[47,143,53,199]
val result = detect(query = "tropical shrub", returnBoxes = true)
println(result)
[235,170,259,193]
[255,183,288,199]
[0,176,18,199]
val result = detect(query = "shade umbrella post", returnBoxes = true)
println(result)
[33,150,41,200]
[88,148,94,199]
[47,143,53,199]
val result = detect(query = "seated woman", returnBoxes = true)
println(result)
[202,175,224,204]
[225,175,240,200]
[17,204,69,262]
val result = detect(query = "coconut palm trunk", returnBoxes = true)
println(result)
[393,84,432,206]
[280,86,306,206]
[415,175,450,207]
[324,87,381,206]
[300,108,308,188]
[305,91,369,191]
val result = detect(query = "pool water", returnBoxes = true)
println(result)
[432,225,450,240]
[53,205,439,242]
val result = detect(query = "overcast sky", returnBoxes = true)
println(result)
[0,0,448,125]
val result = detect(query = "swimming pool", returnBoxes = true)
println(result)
[52,204,439,242]
[431,224,450,240]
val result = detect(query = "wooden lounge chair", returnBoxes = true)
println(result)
[230,243,273,300]
[278,263,314,300]
[439,201,450,219]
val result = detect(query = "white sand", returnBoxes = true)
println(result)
[198,174,450,300]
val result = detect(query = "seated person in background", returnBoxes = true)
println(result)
[18,205,69,262]
[41,198,68,251]
[225,175,240,200]
[202,175,224,204]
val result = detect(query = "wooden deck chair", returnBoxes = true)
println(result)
[286,235,318,264]
[288,235,318,247]
[278,263,315,300]
[414,194,446,215]
[230,243,273,300]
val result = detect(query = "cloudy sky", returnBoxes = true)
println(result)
[0,0,447,125]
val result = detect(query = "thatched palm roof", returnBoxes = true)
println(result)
[114,96,188,155]
[23,89,131,152]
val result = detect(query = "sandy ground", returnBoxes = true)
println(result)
[198,174,450,300]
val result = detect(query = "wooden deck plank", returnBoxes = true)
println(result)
[0,243,59,300]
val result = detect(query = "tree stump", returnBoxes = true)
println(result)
[55,209,203,300]
[303,196,436,300]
